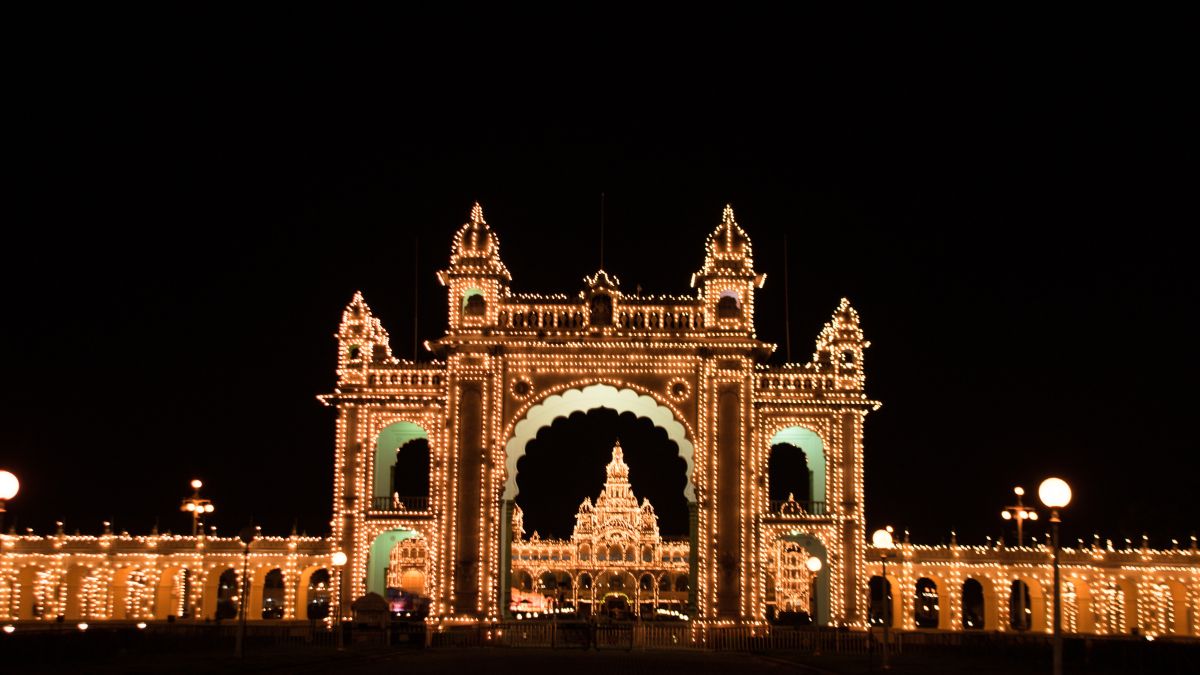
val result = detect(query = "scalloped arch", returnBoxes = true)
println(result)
[504,383,695,502]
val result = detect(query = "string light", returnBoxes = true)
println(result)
[1,202,1195,639]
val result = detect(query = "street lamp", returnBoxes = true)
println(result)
[1039,477,1072,675]
[871,527,896,670]
[1001,486,1039,631]
[0,470,18,533]
[331,550,348,651]
[180,479,214,536]
[234,525,255,658]
[805,555,822,622]
[1000,486,1039,547]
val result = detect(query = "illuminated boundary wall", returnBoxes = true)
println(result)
[6,205,1199,635]
[0,533,330,622]
[864,542,1200,638]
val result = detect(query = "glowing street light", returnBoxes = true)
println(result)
[871,527,896,670]
[0,470,18,533]
[1039,477,1072,675]
[331,550,348,651]
[180,479,214,536]
[1001,485,1040,632]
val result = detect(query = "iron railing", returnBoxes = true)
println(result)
[370,495,430,512]
[767,500,827,516]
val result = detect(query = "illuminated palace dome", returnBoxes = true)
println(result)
[509,442,689,617]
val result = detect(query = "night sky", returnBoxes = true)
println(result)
[2,12,1196,550]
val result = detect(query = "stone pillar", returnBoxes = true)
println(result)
[452,382,484,615]
[716,385,742,618]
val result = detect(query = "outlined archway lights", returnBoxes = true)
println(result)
[767,427,826,504]
[372,421,428,502]
[503,383,696,503]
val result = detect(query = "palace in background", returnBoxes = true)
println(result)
[1,204,1198,639]
[509,442,691,618]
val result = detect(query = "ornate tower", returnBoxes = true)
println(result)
[692,204,766,335]
[437,202,511,331]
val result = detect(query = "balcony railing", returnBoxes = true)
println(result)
[370,495,430,513]
[767,500,827,517]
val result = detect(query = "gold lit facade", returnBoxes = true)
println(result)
[2,203,1198,638]
[320,203,881,626]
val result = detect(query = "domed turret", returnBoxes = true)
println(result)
[691,204,765,335]
[438,202,511,331]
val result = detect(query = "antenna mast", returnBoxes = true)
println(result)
[412,236,419,362]
[784,234,792,363]
[599,192,606,270]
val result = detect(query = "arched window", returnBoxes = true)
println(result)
[962,578,985,630]
[261,569,285,619]
[216,569,239,620]
[640,574,654,591]
[462,289,486,316]
[642,547,653,563]
[659,576,671,593]
[392,437,431,504]
[868,576,892,627]
[306,569,331,620]
[914,578,939,628]
[717,291,741,319]
[674,576,688,593]
[579,544,591,562]
[609,545,622,561]
[1010,580,1032,631]
[579,573,592,591]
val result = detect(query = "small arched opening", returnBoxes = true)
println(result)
[373,422,429,506]
[914,578,940,628]
[215,569,240,620]
[300,568,331,620]
[462,288,486,316]
[767,428,826,514]
[868,576,892,627]
[717,290,742,319]
[260,569,285,619]
[962,578,986,630]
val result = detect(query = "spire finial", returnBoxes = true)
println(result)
[470,201,485,225]
[722,203,735,225]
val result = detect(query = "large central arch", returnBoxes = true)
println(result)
[504,383,696,502]
[499,382,698,617]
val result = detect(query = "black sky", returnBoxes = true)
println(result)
[2,10,1196,549]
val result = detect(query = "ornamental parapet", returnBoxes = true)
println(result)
[867,543,1200,569]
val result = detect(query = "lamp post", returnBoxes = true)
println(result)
[805,555,822,621]
[871,527,896,670]
[1001,486,1038,630]
[1039,477,1072,675]
[180,479,214,536]
[0,470,18,534]
[331,550,348,651]
[235,526,255,658]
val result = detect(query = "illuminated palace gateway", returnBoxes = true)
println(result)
[508,442,691,616]
[2,204,1198,638]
